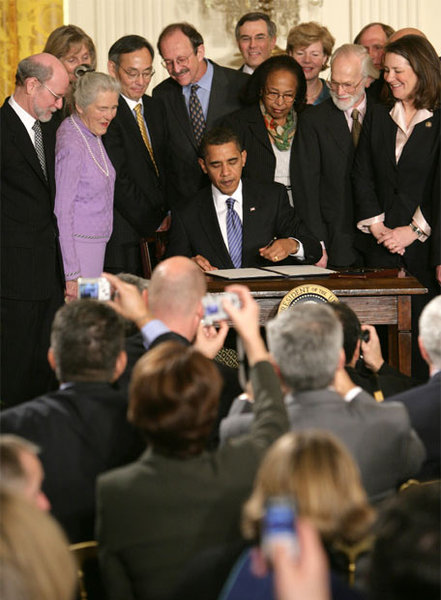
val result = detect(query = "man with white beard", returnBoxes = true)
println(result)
[292,44,378,268]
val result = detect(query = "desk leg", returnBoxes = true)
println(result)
[395,295,412,376]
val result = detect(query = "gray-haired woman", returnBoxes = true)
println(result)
[54,72,120,300]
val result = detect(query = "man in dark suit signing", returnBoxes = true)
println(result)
[1,53,69,407]
[166,127,321,271]
[292,44,379,268]
[153,22,248,205]
[104,35,168,275]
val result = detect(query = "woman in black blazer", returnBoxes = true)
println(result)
[352,35,440,377]
[223,55,306,207]
[352,35,440,290]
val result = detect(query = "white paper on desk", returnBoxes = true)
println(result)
[261,265,337,277]
[206,268,281,279]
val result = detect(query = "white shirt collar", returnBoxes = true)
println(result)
[9,95,37,141]
[122,94,143,112]
[212,179,243,213]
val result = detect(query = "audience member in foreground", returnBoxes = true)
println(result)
[271,482,440,600]
[104,34,168,275]
[96,283,289,600]
[235,12,277,74]
[0,300,144,542]
[1,53,69,407]
[115,263,241,446]
[224,55,307,207]
[0,488,77,600]
[330,302,415,399]
[166,126,321,270]
[0,435,50,511]
[385,295,441,479]
[153,22,248,204]
[220,302,425,502]
[291,44,378,267]
[219,430,374,599]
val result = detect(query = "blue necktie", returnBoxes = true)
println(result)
[226,198,242,268]
[189,84,206,146]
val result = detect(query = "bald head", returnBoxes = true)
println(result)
[388,28,427,43]
[14,52,69,121]
[148,257,206,327]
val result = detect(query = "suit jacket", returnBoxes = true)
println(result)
[165,179,322,268]
[96,361,289,600]
[385,371,441,480]
[103,94,168,273]
[152,61,248,204]
[0,382,145,542]
[220,387,425,503]
[290,98,371,267]
[1,99,64,299]
[352,104,440,287]
[222,103,296,193]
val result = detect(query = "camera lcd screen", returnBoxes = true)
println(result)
[78,282,99,299]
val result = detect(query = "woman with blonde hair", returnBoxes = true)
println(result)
[0,488,77,600]
[286,21,335,105]
[220,430,375,599]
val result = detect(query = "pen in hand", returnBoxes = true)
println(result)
[264,237,277,249]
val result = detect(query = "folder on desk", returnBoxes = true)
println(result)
[206,266,336,279]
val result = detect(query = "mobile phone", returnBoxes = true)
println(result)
[261,496,299,562]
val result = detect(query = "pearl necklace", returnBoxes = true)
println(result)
[70,115,109,177]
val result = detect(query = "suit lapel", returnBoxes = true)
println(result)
[241,180,263,263]
[326,103,352,155]
[118,96,160,177]
[5,103,50,187]
[198,190,233,268]
[247,105,275,156]
[170,83,197,150]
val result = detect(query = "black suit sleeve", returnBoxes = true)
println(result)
[103,120,167,238]
[291,112,327,242]
[274,186,322,263]
[165,208,194,259]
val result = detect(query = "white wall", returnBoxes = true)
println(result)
[65,0,441,88]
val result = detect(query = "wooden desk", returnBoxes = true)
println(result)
[206,270,427,376]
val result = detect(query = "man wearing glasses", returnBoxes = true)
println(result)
[291,44,379,269]
[104,35,168,276]
[153,22,248,206]
[1,53,69,407]
[235,12,277,74]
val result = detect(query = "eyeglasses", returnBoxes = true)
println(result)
[40,82,63,101]
[161,51,195,70]
[119,66,155,80]
[326,78,365,93]
[239,34,269,44]
[263,89,296,103]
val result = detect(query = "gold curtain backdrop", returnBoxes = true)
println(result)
[0,0,62,102]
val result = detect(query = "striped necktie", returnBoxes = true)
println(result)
[189,84,206,147]
[134,103,159,177]
[351,108,362,148]
[32,120,47,180]
[226,198,242,268]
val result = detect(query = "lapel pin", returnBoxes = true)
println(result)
[250,207,256,212]
[425,121,432,128]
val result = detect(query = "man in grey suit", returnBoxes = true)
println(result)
[220,302,425,503]
[292,44,379,267]
[153,22,248,205]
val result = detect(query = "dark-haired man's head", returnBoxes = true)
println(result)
[158,23,206,87]
[329,302,362,366]
[198,127,246,196]
[235,12,277,72]
[48,300,126,383]
[108,34,155,101]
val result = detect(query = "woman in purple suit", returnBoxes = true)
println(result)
[55,72,120,300]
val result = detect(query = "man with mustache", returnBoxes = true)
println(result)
[153,22,248,206]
